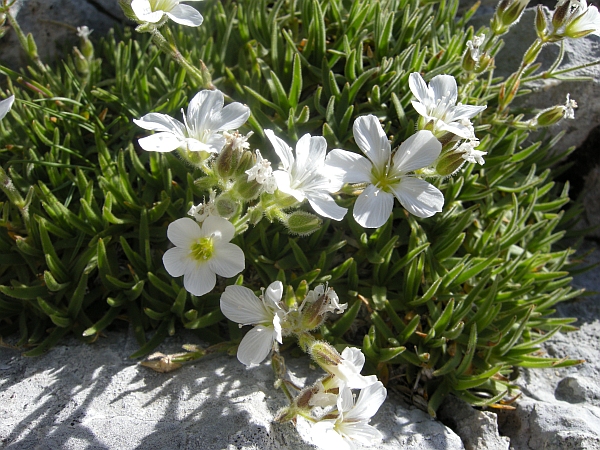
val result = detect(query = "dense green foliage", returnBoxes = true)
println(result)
[0,0,586,414]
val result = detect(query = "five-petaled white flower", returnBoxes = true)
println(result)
[131,0,204,27]
[409,72,486,139]
[220,281,286,366]
[134,89,250,154]
[296,382,387,450]
[325,115,444,228]
[266,130,347,221]
[0,95,15,121]
[163,216,245,296]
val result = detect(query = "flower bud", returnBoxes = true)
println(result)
[308,341,343,367]
[552,0,571,30]
[286,211,322,236]
[535,5,548,38]
[77,26,94,60]
[214,144,239,179]
[73,47,89,75]
[461,48,477,72]
[214,194,240,219]
[534,105,567,127]
[435,150,467,176]
[232,177,262,201]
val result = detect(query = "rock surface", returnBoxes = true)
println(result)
[0,328,464,450]
[2,0,124,69]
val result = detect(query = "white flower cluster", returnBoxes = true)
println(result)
[220,279,385,450]
[132,73,489,297]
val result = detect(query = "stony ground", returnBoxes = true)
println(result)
[1,242,598,450]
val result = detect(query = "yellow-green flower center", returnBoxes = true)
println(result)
[151,0,178,12]
[190,237,214,261]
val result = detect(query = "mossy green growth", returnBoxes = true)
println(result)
[0,0,587,414]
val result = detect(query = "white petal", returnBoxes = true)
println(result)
[163,247,192,277]
[237,325,275,366]
[165,4,204,26]
[436,120,474,139]
[203,133,227,153]
[337,421,383,445]
[411,100,431,119]
[324,149,372,184]
[295,134,326,177]
[408,72,430,104]
[183,263,216,296]
[266,129,294,170]
[391,177,444,218]
[307,193,347,221]
[429,74,458,105]
[138,132,183,152]
[201,215,236,243]
[352,115,390,169]
[353,184,394,229]
[264,281,284,307]
[345,381,387,421]
[273,170,305,201]
[210,102,250,131]
[392,130,441,173]
[187,90,224,135]
[209,242,245,277]
[220,285,273,324]
[0,95,15,120]
[167,217,202,248]
[131,0,163,22]
[451,104,486,121]
[133,113,186,135]
[337,386,355,413]
[296,418,351,450]
[341,347,366,371]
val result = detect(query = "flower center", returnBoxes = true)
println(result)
[190,237,214,261]
[152,0,178,12]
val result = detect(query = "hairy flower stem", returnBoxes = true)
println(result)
[2,6,46,74]
[150,27,213,89]
[498,38,545,113]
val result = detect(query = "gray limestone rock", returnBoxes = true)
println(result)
[1,0,124,69]
[0,328,464,450]
[438,396,510,450]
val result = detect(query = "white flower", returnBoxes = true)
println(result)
[558,0,600,38]
[466,34,485,62]
[131,0,204,27]
[325,115,444,228]
[220,281,286,366]
[188,190,217,223]
[409,72,486,139]
[297,382,387,450]
[246,150,277,194]
[266,130,347,221]
[162,216,245,296]
[320,347,378,389]
[0,95,15,121]
[134,89,250,154]
[224,130,252,152]
[301,285,347,315]
[564,93,578,119]
[458,139,487,165]
[76,26,92,39]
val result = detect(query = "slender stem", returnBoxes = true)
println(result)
[4,7,46,73]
